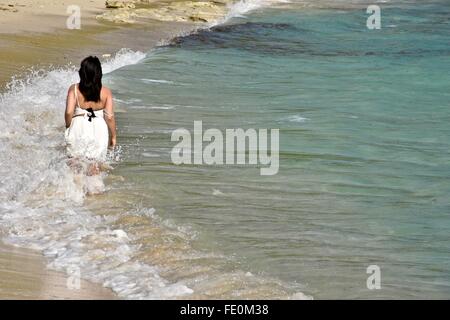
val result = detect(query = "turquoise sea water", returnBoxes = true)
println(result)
[102,0,450,298]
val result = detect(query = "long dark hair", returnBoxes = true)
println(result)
[78,56,102,102]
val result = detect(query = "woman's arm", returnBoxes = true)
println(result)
[65,85,76,128]
[103,88,117,148]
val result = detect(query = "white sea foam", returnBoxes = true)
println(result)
[130,105,175,110]
[102,48,146,74]
[226,0,270,18]
[284,115,310,123]
[212,189,225,196]
[211,0,284,26]
[140,78,174,84]
[142,152,161,158]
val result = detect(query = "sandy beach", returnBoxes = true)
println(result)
[0,0,229,300]
[0,0,230,87]
[0,241,117,299]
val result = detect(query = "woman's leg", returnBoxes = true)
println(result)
[87,162,100,176]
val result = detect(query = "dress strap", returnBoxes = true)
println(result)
[74,83,81,108]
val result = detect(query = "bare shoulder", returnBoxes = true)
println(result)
[68,84,75,94]
[101,86,113,98]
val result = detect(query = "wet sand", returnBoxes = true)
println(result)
[0,241,117,299]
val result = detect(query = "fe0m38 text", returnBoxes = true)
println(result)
[224,304,269,315]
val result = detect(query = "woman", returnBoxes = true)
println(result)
[64,56,116,175]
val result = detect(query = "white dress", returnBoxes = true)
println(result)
[65,84,109,161]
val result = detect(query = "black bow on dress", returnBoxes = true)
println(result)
[86,108,96,122]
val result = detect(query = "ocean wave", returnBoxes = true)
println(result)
[284,115,310,123]
[221,0,282,25]
[140,78,174,84]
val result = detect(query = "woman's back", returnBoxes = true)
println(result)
[64,56,116,163]
[74,84,110,111]
[66,82,110,161]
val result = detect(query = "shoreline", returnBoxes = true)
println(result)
[0,0,233,88]
[0,19,195,88]
[0,0,233,300]
[0,240,116,299]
